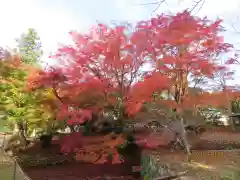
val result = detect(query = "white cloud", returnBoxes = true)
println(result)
[197,0,240,17]
[0,0,86,65]
[0,0,37,47]
[114,0,151,21]
[1,0,240,73]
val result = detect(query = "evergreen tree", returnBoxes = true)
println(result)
[16,28,42,64]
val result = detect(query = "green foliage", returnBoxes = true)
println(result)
[0,58,57,134]
[0,29,61,135]
[231,99,240,113]
[16,28,42,64]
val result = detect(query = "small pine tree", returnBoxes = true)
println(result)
[16,28,43,64]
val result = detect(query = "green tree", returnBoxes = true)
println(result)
[0,56,58,150]
[16,28,42,64]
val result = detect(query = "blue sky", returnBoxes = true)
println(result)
[0,0,240,81]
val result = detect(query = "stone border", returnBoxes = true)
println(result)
[0,133,32,180]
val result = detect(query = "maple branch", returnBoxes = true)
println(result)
[87,63,113,90]
[52,86,64,104]
[51,73,66,104]
[152,0,166,13]
[138,0,167,14]
[127,57,145,90]
[188,0,205,14]
[231,20,240,34]
[140,0,205,14]
[52,83,95,109]
[139,1,163,6]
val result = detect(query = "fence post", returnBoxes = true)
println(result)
[12,160,16,180]
[2,132,6,149]
[0,132,6,148]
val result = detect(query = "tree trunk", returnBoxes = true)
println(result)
[17,122,28,145]
[179,117,191,160]
[18,130,28,148]
[40,134,53,148]
[170,118,191,160]
[23,121,28,138]
[223,87,235,131]
[3,123,28,151]
[68,125,76,133]
[30,129,37,138]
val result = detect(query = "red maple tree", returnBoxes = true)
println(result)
[27,22,169,163]
[28,23,169,125]
[28,10,237,162]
